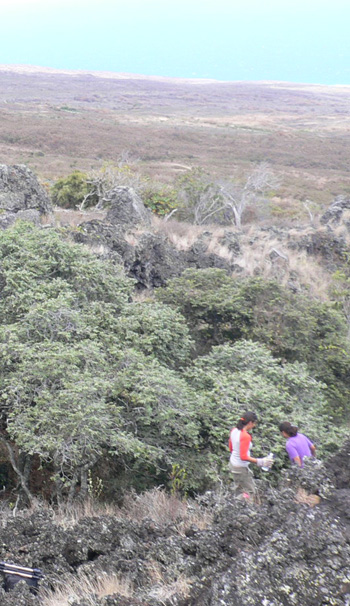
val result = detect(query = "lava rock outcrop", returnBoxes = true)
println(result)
[0,444,349,605]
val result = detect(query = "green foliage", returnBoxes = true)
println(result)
[176,167,211,200]
[0,222,135,491]
[114,301,194,368]
[109,349,200,456]
[156,268,251,350]
[0,223,347,502]
[169,464,187,496]
[0,223,202,498]
[5,342,120,473]
[184,340,343,475]
[51,171,97,209]
[0,222,132,323]
[158,269,350,415]
[87,470,104,499]
[143,187,178,216]
[331,268,350,325]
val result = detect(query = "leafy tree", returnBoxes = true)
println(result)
[114,301,194,369]
[3,341,120,505]
[158,269,350,415]
[108,349,201,487]
[0,223,346,504]
[143,185,179,217]
[156,268,252,351]
[0,223,201,500]
[184,341,343,477]
[0,223,135,502]
[0,222,133,323]
[238,278,350,414]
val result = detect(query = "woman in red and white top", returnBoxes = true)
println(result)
[229,411,273,500]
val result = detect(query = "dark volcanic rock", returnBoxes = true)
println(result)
[0,164,51,215]
[106,187,151,227]
[218,230,241,255]
[0,209,41,230]
[325,439,350,489]
[211,505,350,606]
[0,583,38,605]
[73,221,185,288]
[320,195,350,225]
[184,232,233,272]
[73,220,134,265]
[131,232,185,288]
[74,221,232,289]
[287,229,347,268]
[0,446,349,606]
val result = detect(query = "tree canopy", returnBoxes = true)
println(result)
[0,224,347,503]
[157,268,350,415]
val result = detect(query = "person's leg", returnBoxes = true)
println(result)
[229,465,256,500]
[230,467,245,497]
[243,468,257,500]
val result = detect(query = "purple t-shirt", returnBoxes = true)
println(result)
[286,433,314,465]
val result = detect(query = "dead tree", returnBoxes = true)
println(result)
[218,163,280,229]
[177,169,226,225]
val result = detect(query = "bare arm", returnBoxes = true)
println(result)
[245,455,259,464]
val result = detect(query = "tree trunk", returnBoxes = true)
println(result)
[233,206,242,229]
[79,465,89,502]
[0,438,35,506]
[67,470,79,508]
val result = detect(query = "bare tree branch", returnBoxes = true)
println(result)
[0,436,36,506]
[218,163,281,229]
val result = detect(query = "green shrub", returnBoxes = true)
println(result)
[185,340,343,479]
[143,187,178,216]
[51,171,97,209]
[0,224,347,502]
[157,269,350,416]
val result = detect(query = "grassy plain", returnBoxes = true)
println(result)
[0,65,350,218]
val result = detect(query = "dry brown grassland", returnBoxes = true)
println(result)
[2,65,349,300]
[1,66,350,221]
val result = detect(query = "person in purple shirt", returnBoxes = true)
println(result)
[279,421,316,467]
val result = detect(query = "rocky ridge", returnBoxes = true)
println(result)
[0,443,349,605]
[1,164,350,293]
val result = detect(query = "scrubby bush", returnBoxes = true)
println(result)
[0,223,200,500]
[157,268,350,416]
[114,301,194,369]
[0,224,346,504]
[185,341,342,477]
[143,185,178,216]
[51,171,97,209]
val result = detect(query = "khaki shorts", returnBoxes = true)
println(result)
[229,463,256,499]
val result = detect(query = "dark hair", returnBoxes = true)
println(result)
[236,411,258,430]
[279,421,298,437]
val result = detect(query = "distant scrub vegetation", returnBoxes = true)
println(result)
[0,223,347,505]
[50,161,281,227]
